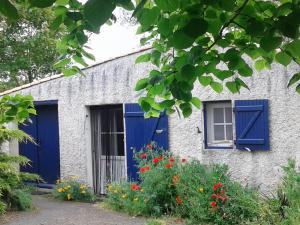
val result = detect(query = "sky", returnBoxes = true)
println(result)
[86,10,142,64]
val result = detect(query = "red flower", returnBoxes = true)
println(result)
[213,182,223,191]
[153,157,160,163]
[139,153,147,159]
[211,194,218,199]
[131,184,140,191]
[139,166,150,173]
[176,196,183,204]
[158,155,164,160]
[169,157,175,163]
[146,144,153,149]
[220,189,225,195]
[165,163,172,169]
[210,201,217,207]
[181,158,187,163]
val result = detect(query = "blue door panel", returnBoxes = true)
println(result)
[19,116,38,174]
[19,104,60,186]
[36,105,60,185]
[125,103,169,181]
[235,99,270,151]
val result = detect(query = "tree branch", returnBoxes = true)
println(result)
[205,0,250,52]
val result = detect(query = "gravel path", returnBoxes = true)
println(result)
[0,195,147,225]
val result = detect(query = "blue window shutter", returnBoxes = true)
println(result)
[234,99,270,151]
[124,103,169,180]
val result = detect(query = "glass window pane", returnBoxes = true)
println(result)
[226,125,233,140]
[213,108,224,123]
[225,107,232,123]
[214,125,225,140]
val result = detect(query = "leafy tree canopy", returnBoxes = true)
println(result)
[0,5,61,92]
[1,0,300,117]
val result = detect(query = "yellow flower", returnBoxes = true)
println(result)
[140,189,144,193]
[134,197,138,202]
[198,187,204,193]
[71,175,78,180]
[67,193,72,200]
[56,179,60,184]
[65,185,71,189]
[113,190,118,193]
[57,188,65,193]
[80,184,87,190]
[122,194,127,199]
[81,190,86,194]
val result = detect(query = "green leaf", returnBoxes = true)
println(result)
[56,0,69,6]
[260,36,282,52]
[140,100,151,112]
[50,15,64,31]
[138,7,160,30]
[226,81,239,93]
[191,97,201,109]
[54,58,71,68]
[135,53,151,64]
[151,50,161,67]
[286,40,300,59]
[254,59,266,71]
[135,78,149,91]
[183,18,208,39]
[275,51,292,66]
[0,0,19,20]
[180,64,196,81]
[297,84,300,94]
[198,76,212,86]
[235,78,250,90]
[29,0,56,8]
[287,73,300,87]
[170,30,194,49]
[83,0,115,33]
[215,70,234,81]
[160,100,175,108]
[210,81,223,93]
[62,66,80,76]
[73,55,88,67]
[180,103,192,118]
[155,0,179,11]
[158,18,172,36]
[238,64,253,77]
[116,0,134,10]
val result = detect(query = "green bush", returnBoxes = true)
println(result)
[9,189,32,211]
[53,177,96,202]
[106,143,261,224]
[0,153,39,215]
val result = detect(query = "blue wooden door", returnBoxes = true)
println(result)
[124,103,168,181]
[19,104,60,186]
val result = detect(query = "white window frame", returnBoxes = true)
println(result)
[205,102,233,148]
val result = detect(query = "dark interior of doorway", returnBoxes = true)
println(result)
[90,104,125,194]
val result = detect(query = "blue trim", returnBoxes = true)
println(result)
[34,100,58,106]
[203,101,233,150]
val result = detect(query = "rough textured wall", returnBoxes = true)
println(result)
[3,50,300,194]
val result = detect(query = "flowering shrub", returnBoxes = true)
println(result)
[53,177,95,202]
[106,143,261,224]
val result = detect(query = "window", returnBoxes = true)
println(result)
[205,102,233,148]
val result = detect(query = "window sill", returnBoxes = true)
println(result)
[204,145,234,150]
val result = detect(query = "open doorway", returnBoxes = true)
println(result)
[90,105,125,194]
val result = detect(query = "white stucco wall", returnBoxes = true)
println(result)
[2,49,300,194]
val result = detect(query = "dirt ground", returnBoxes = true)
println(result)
[0,195,147,225]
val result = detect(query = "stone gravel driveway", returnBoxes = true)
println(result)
[0,195,147,225]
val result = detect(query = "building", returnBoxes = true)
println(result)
[1,48,300,194]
